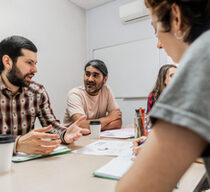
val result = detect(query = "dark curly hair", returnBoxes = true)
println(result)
[0,36,37,74]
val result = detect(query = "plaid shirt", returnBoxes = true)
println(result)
[0,77,67,143]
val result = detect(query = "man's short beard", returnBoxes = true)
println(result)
[7,64,30,87]
[86,86,101,94]
[85,81,104,94]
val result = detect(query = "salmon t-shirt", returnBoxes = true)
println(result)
[63,85,118,127]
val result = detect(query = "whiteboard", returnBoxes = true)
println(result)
[93,37,160,98]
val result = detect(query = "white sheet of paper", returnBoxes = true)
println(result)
[72,140,133,156]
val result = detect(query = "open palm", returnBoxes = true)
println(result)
[64,115,90,144]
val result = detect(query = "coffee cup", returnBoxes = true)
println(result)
[0,134,15,173]
[89,121,101,139]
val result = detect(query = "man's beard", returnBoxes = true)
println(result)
[85,80,104,95]
[7,64,33,87]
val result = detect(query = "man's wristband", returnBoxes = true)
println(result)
[61,129,69,145]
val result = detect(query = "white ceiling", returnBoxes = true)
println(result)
[70,0,115,10]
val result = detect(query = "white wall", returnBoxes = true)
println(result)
[0,0,86,121]
[86,0,167,125]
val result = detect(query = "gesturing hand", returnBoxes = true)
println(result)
[64,115,90,144]
[17,125,61,155]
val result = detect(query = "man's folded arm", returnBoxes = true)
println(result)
[71,113,113,130]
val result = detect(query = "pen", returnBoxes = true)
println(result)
[131,138,147,156]
[139,138,147,146]
[130,138,147,148]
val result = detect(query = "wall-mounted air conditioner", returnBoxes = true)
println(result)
[119,0,149,24]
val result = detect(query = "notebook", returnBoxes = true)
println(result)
[12,145,71,162]
[100,128,135,139]
[94,153,133,180]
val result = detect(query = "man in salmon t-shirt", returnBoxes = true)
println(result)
[63,59,122,131]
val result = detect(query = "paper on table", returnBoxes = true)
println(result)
[94,151,134,180]
[12,146,71,162]
[72,140,133,156]
[100,128,135,139]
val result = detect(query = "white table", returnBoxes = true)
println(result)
[0,136,206,192]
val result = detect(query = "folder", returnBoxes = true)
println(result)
[12,146,71,162]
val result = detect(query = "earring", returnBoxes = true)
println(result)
[174,31,186,40]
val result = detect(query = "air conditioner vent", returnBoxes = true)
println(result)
[119,0,149,24]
